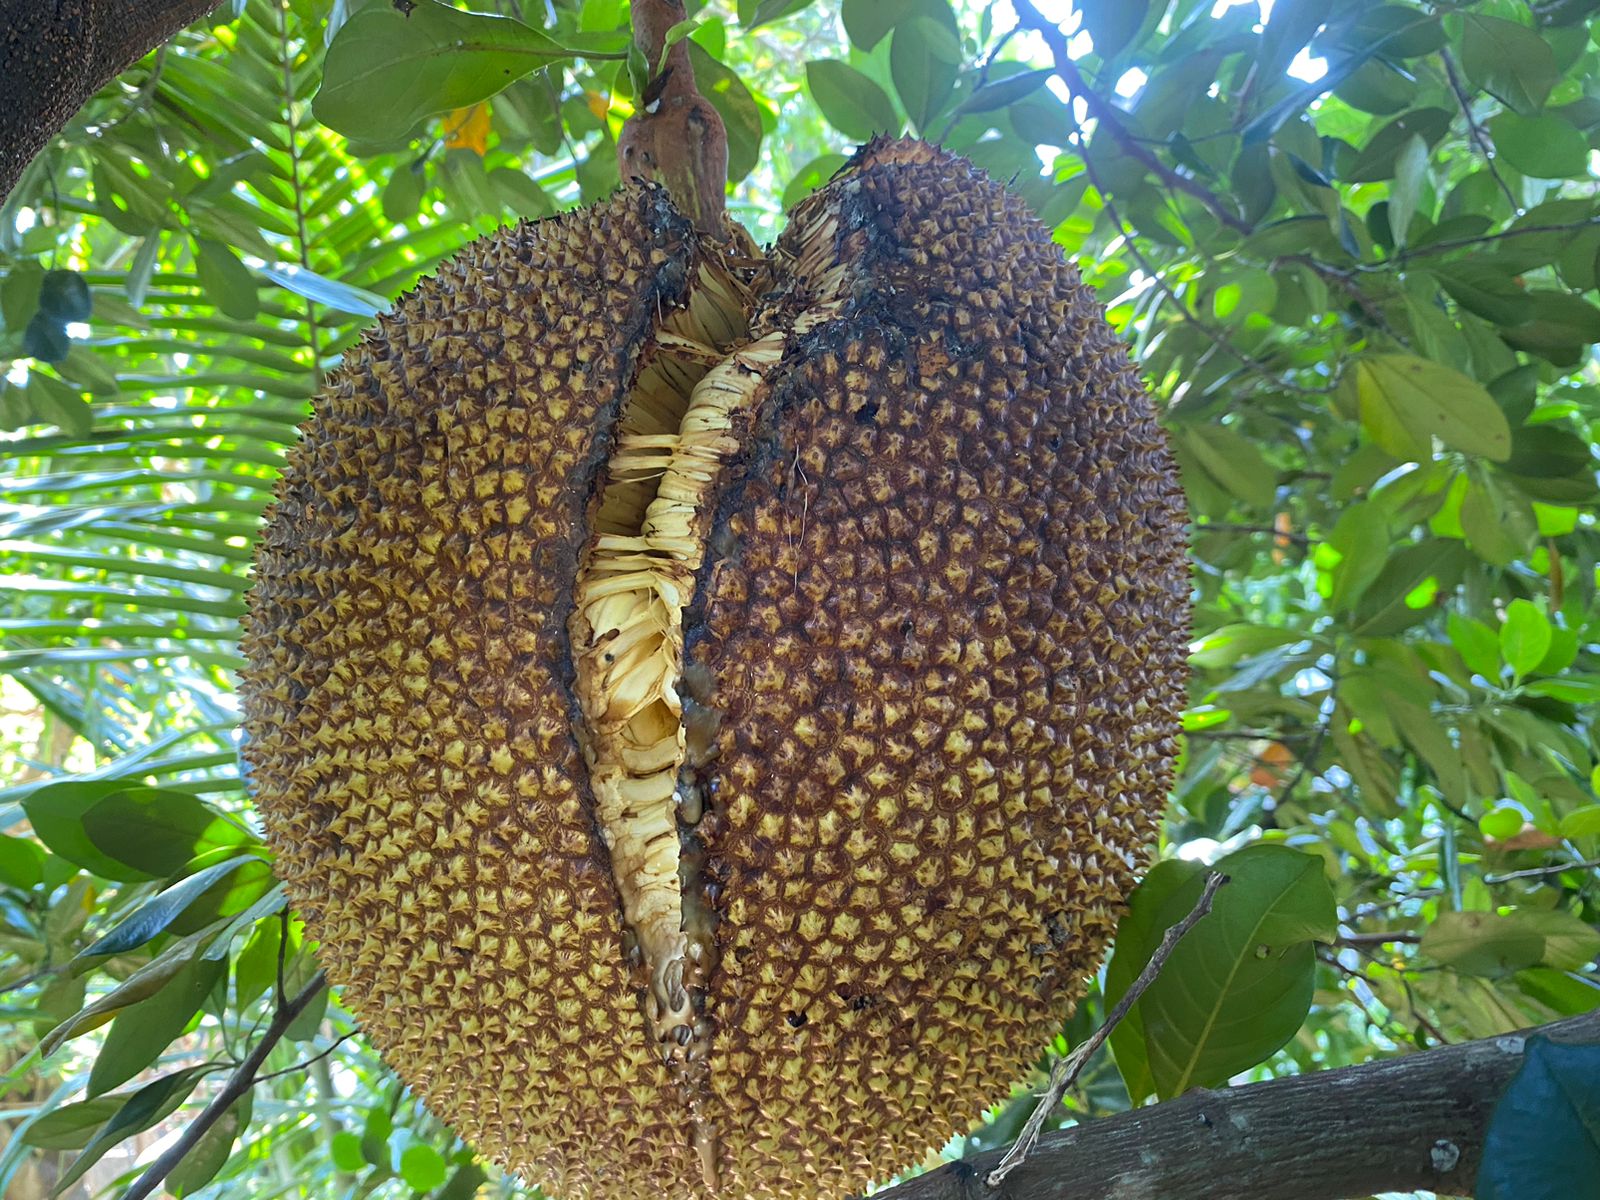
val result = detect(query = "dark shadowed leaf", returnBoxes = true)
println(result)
[167,1093,252,1197]
[1081,0,1149,60]
[806,60,901,141]
[1478,1038,1600,1200]
[53,1068,215,1196]
[1461,14,1560,114]
[891,16,960,134]
[688,43,764,183]
[841,0,921,50]
[87,954,228,1097]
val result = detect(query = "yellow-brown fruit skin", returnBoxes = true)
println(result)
[240,189,712,1197]
[240,139,1189,1200]
[689,141,1188,1196]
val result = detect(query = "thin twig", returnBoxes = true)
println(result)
[118,971,329,1200]
[1336,931,1422,947]
[1439,48,1519,214]
[1012,1,1252,235]
[986,871,1231,1189]
[255,1030,359,1084]
[1196,522,1313,548]
[1386,216,1600,267]
[1485,857,1600,884]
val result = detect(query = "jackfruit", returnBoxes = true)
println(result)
[239,138,1189,1200]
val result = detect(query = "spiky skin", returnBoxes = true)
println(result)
[240,139,1189,1200]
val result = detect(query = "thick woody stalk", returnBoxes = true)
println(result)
[0,0,222,200]
[617,0,729,234]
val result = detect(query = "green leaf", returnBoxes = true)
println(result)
[1508,910,1600,972]
[1,259,44,330]
[1488,113,1590,179]
[24,371,91,435]
[54,1068,214,1196]
[167,1093,252,1197]
[841,0,920,50]
[688,44,764,184]
[1501,599,1553,678]
[402,1143,449,1190]
[88,954,228,1097]
[1559,806,1600,839]
[22,781,162,881]
[963,68,1053,114]
[805,60,901,141]
[77,855,261,960]
[1461,15,1560,115]
[1422,910,1546,976]
[1107,857,1205,1102]
[314,0,573,143]
[1081,0,1149,60]
[1179,425,1277,511]
[1343,108,1453,182]
[1387,134,1428,248]
[21,1096,125,1150]
[40,927,217,1058]
[1321,501,1390,611]
[1113,845,1336,1101]
[1448,612,1502,679]
[331,1131,367,1172]
[1478,1038,1600,1199]
[194,240,259,322]
[1350,354,1512,462]
[1480,806,1526,842]
[782,152,850,210]
[891,16,960,134]
[742,0,815,30]
[79,787,254,878]
[0,834,47,888]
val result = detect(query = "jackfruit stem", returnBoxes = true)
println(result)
[617,0,729,234]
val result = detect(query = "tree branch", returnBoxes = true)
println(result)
[988,872,1229,1187]
[0,0,222,200]
[877,1010,1600,1200]
[1012,0,1253,236]
[119,970,328,1200]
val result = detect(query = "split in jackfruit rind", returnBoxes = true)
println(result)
[241,187,725,1198]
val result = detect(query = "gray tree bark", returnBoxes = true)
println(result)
[877,1009,1600,1200]
[0,0,221,200]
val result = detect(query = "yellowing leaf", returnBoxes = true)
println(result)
[1351,354,1512,462]
[443,103,492,155]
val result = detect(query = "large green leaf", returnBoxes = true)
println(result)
[1107,846,1337,1102]
[805,60,900,141]
[315,0,575,142]
[1349,354,1512,462]
[1461,14,1560,115]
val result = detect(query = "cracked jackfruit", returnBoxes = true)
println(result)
[240,138,1189,1200]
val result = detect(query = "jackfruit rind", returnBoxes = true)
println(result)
[240,139,1189,1200]
[688,138,1188,1196]
[241,187,718,1197]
